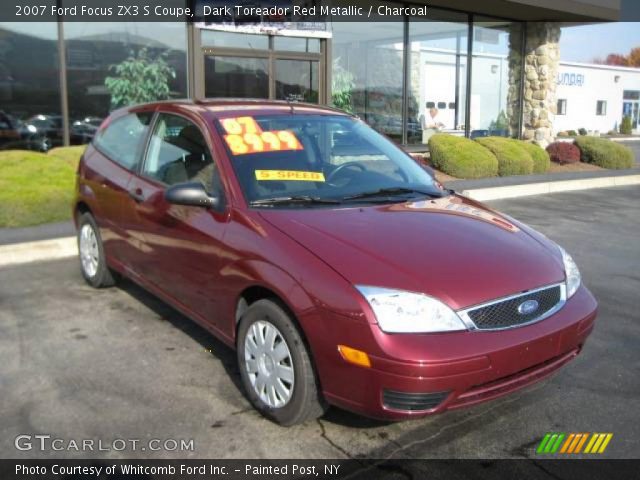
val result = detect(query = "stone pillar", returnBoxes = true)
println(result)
[521,23,561,148]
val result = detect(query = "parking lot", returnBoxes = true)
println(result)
[0,186,638,460]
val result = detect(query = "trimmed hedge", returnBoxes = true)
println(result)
[546,142,580,165]
[475,136,534,176]
[428,134,498,179]
[574,136,635,169]
[521,142,550,173]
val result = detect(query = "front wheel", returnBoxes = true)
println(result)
[237,299,327,426]
[77,212,117,288]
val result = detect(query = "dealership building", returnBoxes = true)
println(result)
[1,0,635,152]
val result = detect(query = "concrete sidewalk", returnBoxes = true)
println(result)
[444,167,640,201]
[0,221,77,269]
[0,220,74,246]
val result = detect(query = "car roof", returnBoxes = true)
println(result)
[129,98,352,119]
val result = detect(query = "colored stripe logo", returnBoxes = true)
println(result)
[537,433,613,454]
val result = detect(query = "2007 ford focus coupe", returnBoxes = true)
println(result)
[74,100,597,426]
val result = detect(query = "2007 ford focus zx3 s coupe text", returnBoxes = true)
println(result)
[74,100,597,426]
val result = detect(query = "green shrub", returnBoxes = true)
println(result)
[620,116,633,135]
[574,136,635,169]
[568,130,578,136]
[578,128,588,136]
[428,134,498,179]
[521,142,550,173]
[475,137,534,176]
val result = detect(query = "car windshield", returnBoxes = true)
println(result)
[216,114,444,207]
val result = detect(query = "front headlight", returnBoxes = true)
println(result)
[356,286,467,333]
[558,246,581,298]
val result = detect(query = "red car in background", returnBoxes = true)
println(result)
[74,100,597,426]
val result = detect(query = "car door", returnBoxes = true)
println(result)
[125,111,232,331]
[88,110,153,267]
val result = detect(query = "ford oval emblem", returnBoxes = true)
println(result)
[518,299,539,315]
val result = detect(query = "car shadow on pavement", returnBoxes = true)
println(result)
[116,277,245,396]
[113,277,394,429]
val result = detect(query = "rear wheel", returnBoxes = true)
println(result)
[77,212,117,288]
[237,299,326,426]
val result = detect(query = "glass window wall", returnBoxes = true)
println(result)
[470,19,522,138]
[63,22,187,144]
[331,21,404,143]
[407,11,469,145]
[0,23,61,151]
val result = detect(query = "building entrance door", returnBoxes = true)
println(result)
[199,30,327,104]
[623,90,640,132]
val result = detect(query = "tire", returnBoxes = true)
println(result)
[77,212,117,288]
[237,299,327,426]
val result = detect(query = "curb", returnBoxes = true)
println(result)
[553,137,640,143]
[0,237,77,269]
[460,174,640,201]
[610,137,640,142]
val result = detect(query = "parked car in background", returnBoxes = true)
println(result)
[0,111,54,151]
[0,113,104,151]
[71,116,103,144]
[0,111,22,148]
[21,114,64,150]
[74,99,597,426]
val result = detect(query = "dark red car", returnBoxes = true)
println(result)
[74,100,597,426]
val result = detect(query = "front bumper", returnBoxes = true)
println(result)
[311,285,597,420]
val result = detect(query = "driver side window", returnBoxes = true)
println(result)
[143,113,222,196]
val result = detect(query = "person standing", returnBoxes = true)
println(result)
[420,106,445,143]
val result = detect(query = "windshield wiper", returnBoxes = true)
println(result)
[341,187,445,202]
[249,195,342,207]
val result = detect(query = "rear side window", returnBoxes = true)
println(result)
[94,112,152,169]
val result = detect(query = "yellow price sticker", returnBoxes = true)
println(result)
[255,170,326,182]
[224,130,304,155]
[220,116,263,135]
[221,116,304,156]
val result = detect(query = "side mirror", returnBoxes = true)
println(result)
[164,182,219,209]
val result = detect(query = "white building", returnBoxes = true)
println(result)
[417,49,640,138]
[555,62,640,135]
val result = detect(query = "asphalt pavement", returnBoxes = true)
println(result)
[0,186,638,460]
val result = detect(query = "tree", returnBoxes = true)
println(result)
[595,53,628,66]
[620,115,633,135]
[331,57,356,113]
[628,47,640,67]
[593,46,640,67]
[489,110,509,133]
[605,53,628,66]
[105,49,176,109]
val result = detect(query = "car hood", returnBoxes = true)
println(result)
[258,195,565,310]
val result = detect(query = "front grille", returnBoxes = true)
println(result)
[383,390,449,412]
[465,285,562,330]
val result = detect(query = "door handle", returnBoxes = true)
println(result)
[128,188,145,203]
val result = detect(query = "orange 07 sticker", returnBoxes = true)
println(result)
[220,116,304,155]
